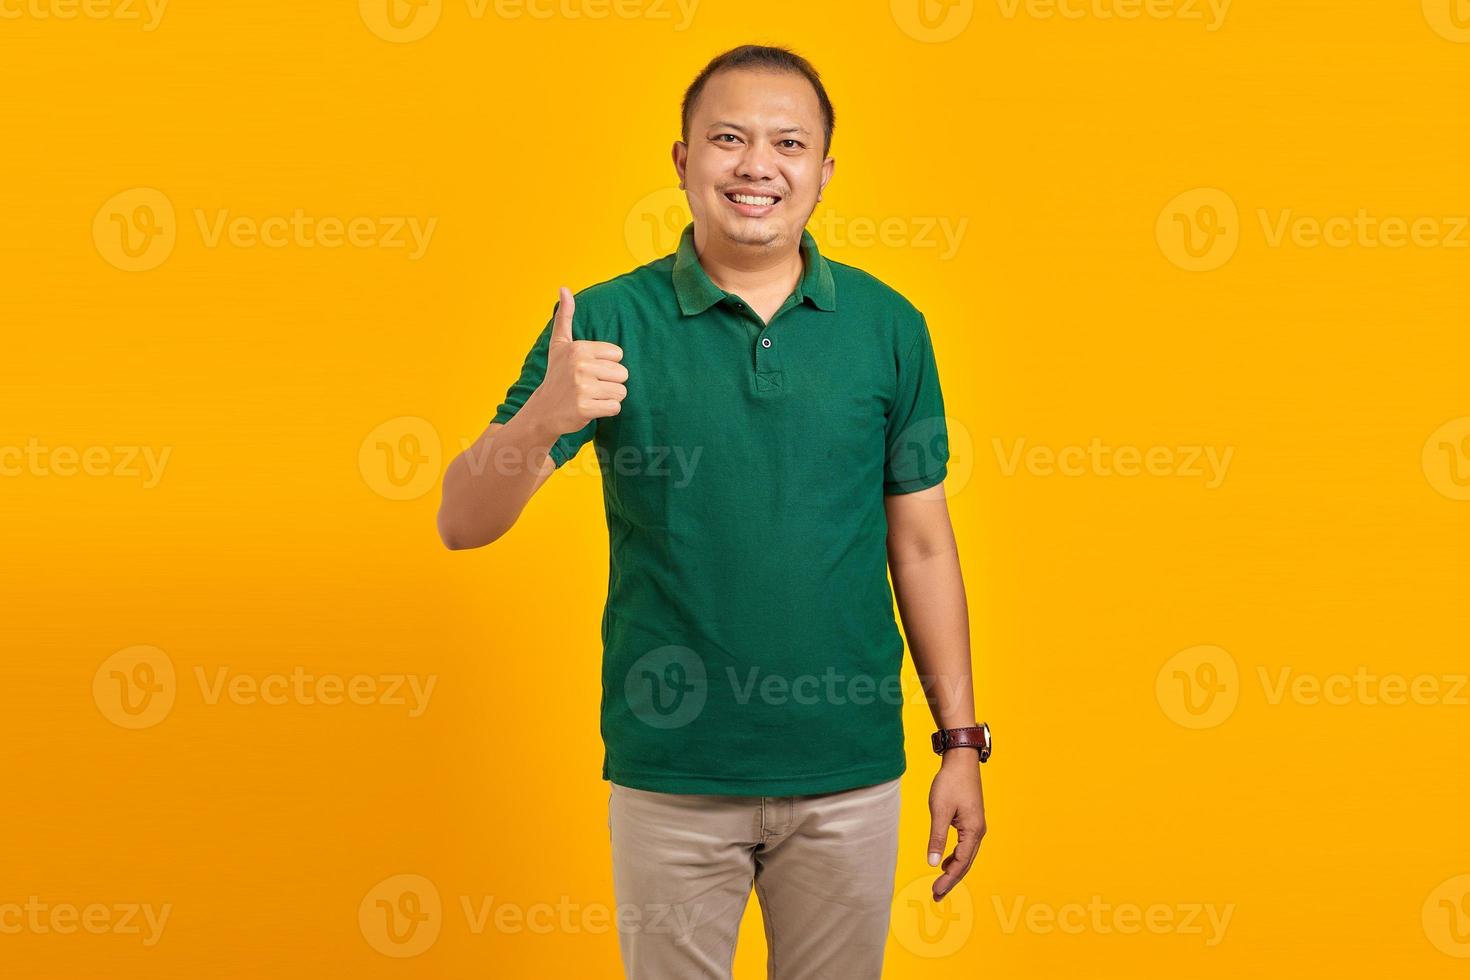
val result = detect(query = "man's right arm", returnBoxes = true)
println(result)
[436,286,627,550]
[436,414,563,550]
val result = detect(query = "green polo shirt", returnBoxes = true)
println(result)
[491,220,950,796]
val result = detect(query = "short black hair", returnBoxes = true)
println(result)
[680,45,835,158]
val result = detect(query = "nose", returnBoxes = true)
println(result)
[735,140,779,182]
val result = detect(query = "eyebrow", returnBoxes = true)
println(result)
[708,120,810,136]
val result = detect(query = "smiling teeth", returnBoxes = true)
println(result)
[732,194,777,206]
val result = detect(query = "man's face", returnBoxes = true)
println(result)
[674,68,834,252]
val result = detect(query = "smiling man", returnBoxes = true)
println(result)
[437,44,989,980]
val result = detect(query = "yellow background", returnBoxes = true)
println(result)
[4,0,1470,976]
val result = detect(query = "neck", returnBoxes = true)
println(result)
[693,223,805,298]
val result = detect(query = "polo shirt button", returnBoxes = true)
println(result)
[760,337,772,348]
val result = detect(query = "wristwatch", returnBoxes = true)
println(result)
[931,722,991,762]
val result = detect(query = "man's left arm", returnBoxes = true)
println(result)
[885,482,986,902]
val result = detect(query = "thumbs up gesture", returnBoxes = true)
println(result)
[525,286,628,437]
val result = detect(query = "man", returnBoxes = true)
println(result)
[437,43,988,980]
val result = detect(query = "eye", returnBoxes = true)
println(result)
[712,133,741,144]
[779,139,804,150]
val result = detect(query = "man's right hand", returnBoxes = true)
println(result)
[524,286,628,436]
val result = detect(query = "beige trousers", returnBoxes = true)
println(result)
[607,776,902,979]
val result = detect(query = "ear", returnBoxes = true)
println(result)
[672,141,688,189]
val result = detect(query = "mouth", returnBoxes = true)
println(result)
[723,190,783,216]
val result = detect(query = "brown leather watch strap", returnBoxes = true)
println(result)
[931,723,991,761]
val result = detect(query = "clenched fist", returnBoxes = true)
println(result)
[524,286,628,437]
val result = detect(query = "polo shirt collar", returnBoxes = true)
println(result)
[672,221,836,316]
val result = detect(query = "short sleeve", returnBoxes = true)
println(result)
[488,299,596,468]
[883,311,949,494]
